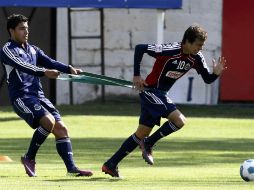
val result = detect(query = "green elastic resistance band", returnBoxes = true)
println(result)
[58,72,133,88]
[80,72,133,86]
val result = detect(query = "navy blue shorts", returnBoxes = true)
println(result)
[139,90,177,128]
[12,96,61,129]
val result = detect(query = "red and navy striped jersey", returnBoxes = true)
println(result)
[0,39,71,101]
[134,42,218,91]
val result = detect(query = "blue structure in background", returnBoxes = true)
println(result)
[0,0,182,9]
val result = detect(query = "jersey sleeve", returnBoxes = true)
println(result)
[134,42,181,76]
[1,45,45,76]
[194,52,218,84]
[35,46,71,74]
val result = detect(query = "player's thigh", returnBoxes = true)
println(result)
[39,97,62,123]
[167,109,186,128]
[39,98,67,138]
[12,97,50,129]
[139,90,177,126]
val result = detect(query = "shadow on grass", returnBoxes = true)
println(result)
[1,137,253,168]
[58,101,254,119]
[44,177,123,182]
[1,99,254,120]
[0,117,20,122]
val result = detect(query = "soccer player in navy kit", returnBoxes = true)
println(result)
[102,25,226,177]
[0,14,93,177]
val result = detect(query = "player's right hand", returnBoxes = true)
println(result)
[213,56,227,75]
[69,65,83,75]
[133,76,148,91]
[45,69,60,79]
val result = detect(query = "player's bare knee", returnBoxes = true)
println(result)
[53,121,69,138]
[135,131,146,139]
[135,131,149,140]
[176,115,187,128]
[179,115,186,128]
[135,124,152,140]
[39,114,55,132]
[59,125,68,136]
[170,114,187,129]
[176,121,185,128]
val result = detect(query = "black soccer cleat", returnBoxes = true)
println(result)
[102,162,121,178]
[140,138,154,165]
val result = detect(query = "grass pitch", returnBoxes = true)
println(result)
[0,101,254,190]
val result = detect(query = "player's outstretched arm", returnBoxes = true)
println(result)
[36,47,83,74]
[213,56,227,75]
[199,56,227,84]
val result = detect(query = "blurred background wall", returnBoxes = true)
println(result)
[56,0,223,105]
[1,0,253,106]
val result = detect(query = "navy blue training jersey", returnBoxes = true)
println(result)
[134,42,218,91]
[0,40,71,101]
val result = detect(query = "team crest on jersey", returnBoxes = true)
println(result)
[34,104,41,111]
[184,63,191,70]
[165,71,184,79]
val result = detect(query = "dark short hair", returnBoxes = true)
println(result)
[182,25,207,44]
[7,14,28,36]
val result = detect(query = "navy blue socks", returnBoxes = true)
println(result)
[146,121,180,146]
[107,134,140,166]
[26,126,50,160]
[56,137,76,171]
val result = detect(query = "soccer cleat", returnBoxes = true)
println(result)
[21,156,37,177]
[140,138,154,165]
[102,162,120,178]
[67,167,93,177]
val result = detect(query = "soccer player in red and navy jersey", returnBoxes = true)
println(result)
[102,25,226,177]
[0,14,93,177]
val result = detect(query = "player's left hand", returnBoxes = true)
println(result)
[213,56,227,75]
[69,65,83,75]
